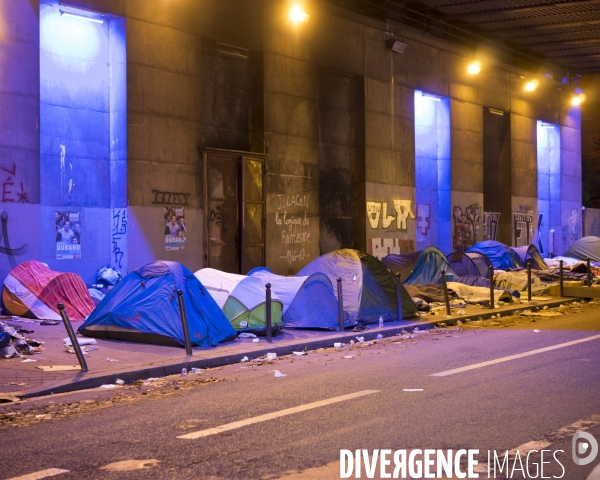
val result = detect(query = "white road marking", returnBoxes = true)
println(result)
[178,390,380,440]
[6,468,69,480]
[431,334,600,376]
[403,389,424,392]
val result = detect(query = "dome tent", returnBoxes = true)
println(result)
[3,260,95,321]
[383,246,458,285]
[446,251,493,278]
[249,270,354,330]
[467,241,524,270]
[79,261,236,347]
[297,249,418,324]
[565,236,600,263]
[194,268,283,334]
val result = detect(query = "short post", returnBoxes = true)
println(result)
[489,264,495,309]
[441,270,451,316]
[396,273,403,322]
[527,262,532,302]
[587,257,592,288]
[337,278,344,331]
[559,260,564,297]
[265,283,272,343]
[57,303,88,371]
[177,290,193,356]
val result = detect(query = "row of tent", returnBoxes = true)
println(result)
[3,236,600,349]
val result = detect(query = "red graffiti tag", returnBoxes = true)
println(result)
[2,177,14,202]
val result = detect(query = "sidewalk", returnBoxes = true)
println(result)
[0,296,575,399]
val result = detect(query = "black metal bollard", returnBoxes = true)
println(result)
[527,262,532,302]
[177,290,193,355]
[489,264,495,309]
[57,303,88,371]
[559,260,564,297]
[337,278,344,331]
[265,283,272,343]
[587,257,592,288]
[396,273,403,322]
[441,270,451,316]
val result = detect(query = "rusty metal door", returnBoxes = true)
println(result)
[204,150,265,274]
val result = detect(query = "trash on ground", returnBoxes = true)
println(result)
[292,351,306,356]
[181,368,188,376]
[190,367,202,374]
[252,338,260,343]
[376,334,383,339]
[100,384,118,389]
[21,359,36,363]
[40,319,60,325]
[344,355,355,359]
[266,353,277,361]
[356,336,364,342]
[534,329,541,333]
[456,309,466,315]
[239,332,257,338]
[240,356,249,362]
[106,357,119,362]
[63,337,97,346]
[36,365,80,371]
[115,378,125,385]
[456,320,463,325]
[273,370,287,378]
[334,342,342,348]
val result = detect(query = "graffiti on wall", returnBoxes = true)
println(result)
[111,208,127,271]
[453,204,481,252]
[368,238,415,260]
[275,194,311,265]
[483,212,500,241]
[416,204,430,243]
[366,199,415,231]
[1,162,31,204]
[0,210,28,269]
[537,213,545,255]
[152,190,190,207]
[563,208,582,251]
[513,213,534,247]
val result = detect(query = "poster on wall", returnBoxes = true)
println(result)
[164,207,186,251]
[55,211,81,260]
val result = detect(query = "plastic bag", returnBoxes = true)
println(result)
[96,264,122,286]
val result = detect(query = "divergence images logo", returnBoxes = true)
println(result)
[573,432,599,466]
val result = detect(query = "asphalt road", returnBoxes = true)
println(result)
[1,303,600,480]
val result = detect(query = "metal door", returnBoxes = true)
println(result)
[204,149,265,274]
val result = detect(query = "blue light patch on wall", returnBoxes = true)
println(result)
[414,90,451,253]
[537,121,561,253]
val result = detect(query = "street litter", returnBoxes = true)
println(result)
[240,356,249,362]
[181,368,188,376]
[63,337,97,346]
[413,327,420,332]
[115,378,125,385]
[292,351,306,356]
[457,320,463,325]
[403,389,424,392]
[344,355,355,359]
[266,353,277,360]
[356,336,364,342]
[252,338,260,343]
[21,359,36,363]
[100,384,118,389]
[456,310,466,315]
[238,332,257,338]
[376,334,383,339]
[534,329,541,333]
[334,342,342,348]
[273,370,287,377]
[36,365,80,371]
[190,368,202,374]
[40,319,60,325]
[106,358,119,362]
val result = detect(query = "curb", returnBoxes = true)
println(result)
[23,297,576,398]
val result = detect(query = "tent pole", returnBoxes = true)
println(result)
[587,257,592,288]
[559,260,564,297]
[265,283,272,343]
[177,290,193,356]
[57,303,88,371]
[441,270,451,316]
[337,278,344,331]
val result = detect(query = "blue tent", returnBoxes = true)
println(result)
[297,249,418,324]
[466,241,524,270]
[249,270,354,329]
[383,247,457,285]
[79,261,236,348]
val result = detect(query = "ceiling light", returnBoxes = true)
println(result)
[489,108,504,116]
[60,9,104,23]
[525,79,538,92]
[467,61,481,74]
[571,94,585,106]
[289,5,309,23]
